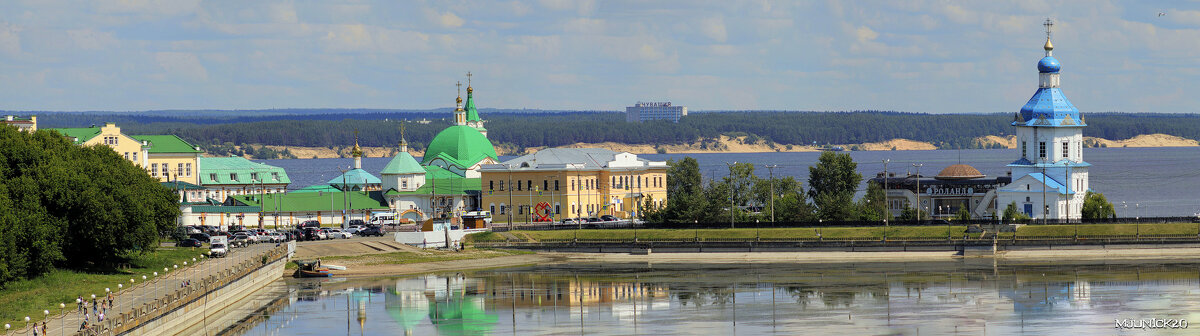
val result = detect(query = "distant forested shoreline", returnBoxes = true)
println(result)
[19,110,1200,158]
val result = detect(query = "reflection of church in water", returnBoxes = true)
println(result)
[875,19,1089,220]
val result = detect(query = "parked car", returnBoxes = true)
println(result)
[231,233,251,247]
[561,218,582,225]
[303,227,327,240]
[344,227,360,235]
[328,229,352,239]
[189,233,211,243]
[347,219,366,227]
[599,215,618,222]
[176,238,203,248]
[358,225,385,237]
[300,220,321,228]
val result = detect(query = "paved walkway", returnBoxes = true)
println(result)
[26,243,276,336]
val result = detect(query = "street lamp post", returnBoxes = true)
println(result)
[913,164,923,222]
[882,159,889,226]
[59,303,65,336]
[724,162,737,229]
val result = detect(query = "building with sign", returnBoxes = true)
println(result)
[995,19,1089,220]
[873,164,1011,219]
[479,148,668,224]
[626,101,687,123]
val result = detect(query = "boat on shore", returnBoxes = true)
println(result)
[293,260,333,278]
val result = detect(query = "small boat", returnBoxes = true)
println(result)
[324,264,347,270]
[293,260,334,278]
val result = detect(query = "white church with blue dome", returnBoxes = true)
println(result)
[996,19,1089,220]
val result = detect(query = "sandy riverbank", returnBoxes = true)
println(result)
[324,246,1200,278]
[225,133,1197,158]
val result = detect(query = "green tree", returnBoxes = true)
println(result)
[774,191,817,222]
[1081,191,1116,219]
[720,162,756,207]
[954,207,972,221]
[1003,201,1031,222]
[808,152,862,221]
[853,181,889,221]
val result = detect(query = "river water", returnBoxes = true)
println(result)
[263,147,1200,216]
[231,260,1200,335]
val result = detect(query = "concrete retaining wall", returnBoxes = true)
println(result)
[104,244,290,336]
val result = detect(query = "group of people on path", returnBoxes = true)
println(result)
[29,322,46,336]
[75,293,115,331]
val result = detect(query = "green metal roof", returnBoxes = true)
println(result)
[129,135,201,153]
[46,127,102,144]
[230,191,389,212]
[464,90,481,122]
[327,168,381,187]
[292,184,341,193]
[385,173,480,196]
[160,180,205,190]
[421,125,497,169]
[189,205,263,213]
[198,156,291,185]
[380,152,424,175]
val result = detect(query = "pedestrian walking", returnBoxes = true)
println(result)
[98,312,105,322]
[107,293,114,307]
[83,311,89,322]
[77,296,84,312]
[79,320,88,331]
[41,322,47,335]
[91,299,97,315]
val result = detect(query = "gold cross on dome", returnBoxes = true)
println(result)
[1043,18,1053,39]
[466,71,472,87]
[456,81,461,97]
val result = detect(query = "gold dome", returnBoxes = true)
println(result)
[1044,39,1053,51]
[456,96,463,104]
[467,86,473,94]
[935,164,985,180]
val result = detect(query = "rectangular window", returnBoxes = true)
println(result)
[177,163,184,177]
[132,152,137,162]
[186,163,192,176]
[1022,142,1027,158]
[1062,142,1070,159]
[516,180,521,191]
[518,206,524,215]
[489,181,494,190]
[527,180,533,191]
[230,173,238,181]
[210,173,218,181]
[250,172,259,181]
[554,180,559,191]
[499,180,505,191]
[1039,142,1046,159]
[162,164,168,177]
[402,180,408,189]
[124,152,129,159]
[150,163,158,177]
[272,172,279,180]
[543,180,548,191]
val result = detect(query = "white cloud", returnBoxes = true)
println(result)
[154,52,208,81]
[429,10,464,28]
[0,23,22,56]
[699,17,727,43]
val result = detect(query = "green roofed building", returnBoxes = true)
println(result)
[198,156,290,203]
[46,122,203,185]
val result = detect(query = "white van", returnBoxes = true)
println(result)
[209,236,228,258]
[370,212,397,226]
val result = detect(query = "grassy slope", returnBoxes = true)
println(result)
[468,223,1200,243]
[0,247,209,328]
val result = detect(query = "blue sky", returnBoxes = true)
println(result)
[1,1,1198,113]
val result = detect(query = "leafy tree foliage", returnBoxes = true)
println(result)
[1081,191,1116,219]
[853,181,889,221]
[1003,201,1031,221]
[0,126,178,287]
[808,152,862,221]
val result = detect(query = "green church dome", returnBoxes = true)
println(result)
[421,125,498,169]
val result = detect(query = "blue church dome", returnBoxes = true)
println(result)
[1038,56,1060,73]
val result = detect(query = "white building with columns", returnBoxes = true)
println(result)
[996,20,1089,221]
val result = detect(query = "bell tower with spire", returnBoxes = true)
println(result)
[352,129,363,169]
[462,71,488,138]
[454,81,467,126]
[997,18,1089,221]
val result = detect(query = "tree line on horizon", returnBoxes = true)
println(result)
[31,111,1200,158]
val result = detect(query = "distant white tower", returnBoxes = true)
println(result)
[997,19,1089,220]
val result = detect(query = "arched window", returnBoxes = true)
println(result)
[490,203,495,214]
[499,203,507,215]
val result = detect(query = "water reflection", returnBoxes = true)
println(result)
[238,260,1200,335]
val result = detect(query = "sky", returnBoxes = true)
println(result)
[1,1,1199,113]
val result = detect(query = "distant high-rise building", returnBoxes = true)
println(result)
[626,102,687,123]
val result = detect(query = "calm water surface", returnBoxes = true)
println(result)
[234,260,1200,335]
[264,147,1200,216]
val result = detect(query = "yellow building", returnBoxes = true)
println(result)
[47,123,203,184]
[480,148,668,224]
[2,115,37,132]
